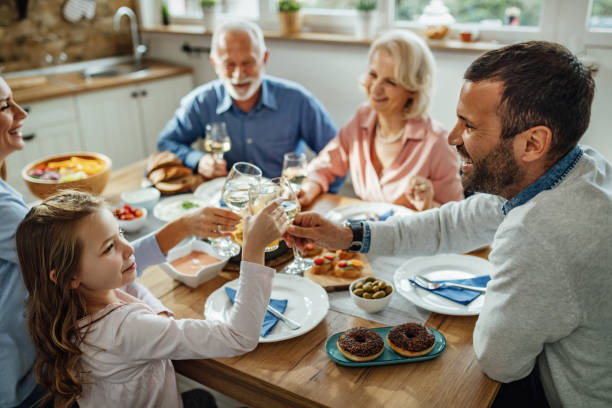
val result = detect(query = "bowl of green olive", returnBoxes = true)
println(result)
[349,277,393,313]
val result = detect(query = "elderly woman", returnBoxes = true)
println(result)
[299,30,463,211]
[0,76,231,407]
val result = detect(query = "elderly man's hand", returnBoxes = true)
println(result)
[197,154,228,179]
[285,211,353,252]
[297,180,322,207]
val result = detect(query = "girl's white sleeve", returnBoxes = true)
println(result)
[111,261,274,360]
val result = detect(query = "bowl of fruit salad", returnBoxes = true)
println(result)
[113,204,147,233]
[22,152,112,199]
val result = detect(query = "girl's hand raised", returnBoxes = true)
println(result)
[242,199,288,264]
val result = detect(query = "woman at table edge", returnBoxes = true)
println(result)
[299,30,463,211]
[0,75,241,407]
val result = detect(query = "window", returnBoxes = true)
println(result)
[395,0,542,27]
[300,0,353,10]
[166,0,258,20]
[589,0,612,29]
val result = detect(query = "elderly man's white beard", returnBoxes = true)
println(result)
[222,71,264,101]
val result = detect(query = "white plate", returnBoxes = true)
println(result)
[327,202,413,223]
[152,194,208,222]
[393,254,493,316]
[194,177,226,206]
[204,274,329,343]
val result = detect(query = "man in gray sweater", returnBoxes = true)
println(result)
[287,41,611,407]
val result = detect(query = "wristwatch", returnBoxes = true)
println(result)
[346,221,364,252]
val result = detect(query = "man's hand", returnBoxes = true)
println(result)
[285,211,353,251]
[297,180,322,207]
[197,154,228,179]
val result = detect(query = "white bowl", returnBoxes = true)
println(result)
[160,239,229,288]
[349,277,393,313]
[116,207,148,233]
[121,187,161,211]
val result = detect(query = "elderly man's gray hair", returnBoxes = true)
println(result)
[211,20,267,61]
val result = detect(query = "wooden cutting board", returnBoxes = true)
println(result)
[304,253,374,292]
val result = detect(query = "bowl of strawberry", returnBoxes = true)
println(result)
[113,204,147,233]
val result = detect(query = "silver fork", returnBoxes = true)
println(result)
[414,275,487,294]
[267,305,301,330]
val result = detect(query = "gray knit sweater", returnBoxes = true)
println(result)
[367,147,612,407]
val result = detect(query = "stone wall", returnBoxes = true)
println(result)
[0,0,137,73]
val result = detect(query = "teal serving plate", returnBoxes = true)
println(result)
[325,326,446,367]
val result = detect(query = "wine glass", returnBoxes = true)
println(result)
[248,179,281,252]
[204,122,231,161]
[211,162,262,257]
[275,177,312,275]
[282,152,308,193]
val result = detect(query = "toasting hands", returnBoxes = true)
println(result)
[285,211,353,252]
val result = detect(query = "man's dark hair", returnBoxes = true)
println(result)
[464,41,596,160]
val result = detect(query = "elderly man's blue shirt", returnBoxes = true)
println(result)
[158,76,340,183]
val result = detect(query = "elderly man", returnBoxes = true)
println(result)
[158,19,338,181]
[287,41,611,408]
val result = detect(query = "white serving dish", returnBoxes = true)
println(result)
[349,277,393,313]
[121,187,160,210]
[117,207,148,233]
[159,239,229,288]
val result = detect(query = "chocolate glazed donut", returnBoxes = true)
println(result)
[387,323,435,357]
[337,327,385,362]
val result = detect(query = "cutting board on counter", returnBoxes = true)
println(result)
[304,253,374,292]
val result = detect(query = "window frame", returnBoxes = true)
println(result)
[166,0,612,49]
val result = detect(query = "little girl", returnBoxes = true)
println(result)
[16,190,287,408]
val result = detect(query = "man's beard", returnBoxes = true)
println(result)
[459,138,523,197]
[222,72,264,101]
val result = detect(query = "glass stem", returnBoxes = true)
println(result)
[292,244,302,262]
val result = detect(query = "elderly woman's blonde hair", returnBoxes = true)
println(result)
[365,30,435,119]
[211,19,267,62]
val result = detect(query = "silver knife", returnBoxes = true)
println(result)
[266,305,301,330]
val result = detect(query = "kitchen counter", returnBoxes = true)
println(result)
[7,60,193,104]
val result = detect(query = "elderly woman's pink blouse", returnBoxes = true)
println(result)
[308,104,463,207]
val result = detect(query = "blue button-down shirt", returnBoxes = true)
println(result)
[158,76,339,181]
[360,145,584,253]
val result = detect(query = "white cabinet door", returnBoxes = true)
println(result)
[5,122,82,201]
[137,74,193,155]
[76,87,146,170]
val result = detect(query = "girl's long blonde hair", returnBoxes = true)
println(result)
[17,190,105,408]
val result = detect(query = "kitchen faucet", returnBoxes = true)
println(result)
[113,7,147,67]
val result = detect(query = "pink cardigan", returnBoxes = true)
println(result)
[308,104,463,207]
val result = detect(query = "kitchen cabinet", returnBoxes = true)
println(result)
[76,74,193,169]
[5,96,83,199]
[5,73,193,201]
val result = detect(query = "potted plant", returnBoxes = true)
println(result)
[278,0,302,36]
[355,0,377,39]
[201,0,219,32]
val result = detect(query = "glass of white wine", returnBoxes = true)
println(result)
[248,179,282,252]
[212,162,262,257]
[272,177,311,275]
[282,152,308,193]
[204,122,231,161]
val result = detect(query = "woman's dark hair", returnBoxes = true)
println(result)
[464,41,596,160]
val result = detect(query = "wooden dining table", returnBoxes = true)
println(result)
[104,160,500,408]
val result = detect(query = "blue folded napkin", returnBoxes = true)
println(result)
[410,275,490,305]
[347,208,394,223]
[224,287,288,337]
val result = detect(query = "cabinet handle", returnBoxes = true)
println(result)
[131,91,139,98]
[140,90,148,97]
[22,133,35,141]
